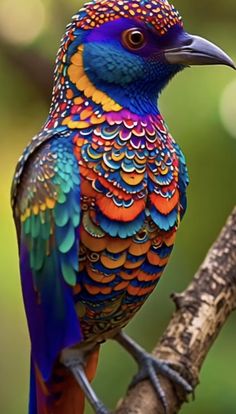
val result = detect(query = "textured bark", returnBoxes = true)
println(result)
[116,207,236,414]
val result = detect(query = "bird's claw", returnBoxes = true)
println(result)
[130,354,193,413]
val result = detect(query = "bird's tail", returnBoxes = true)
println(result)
[29,348,100,414]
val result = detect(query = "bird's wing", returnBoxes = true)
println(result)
[12,133,82,381]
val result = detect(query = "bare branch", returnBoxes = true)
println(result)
[116,207,236,414]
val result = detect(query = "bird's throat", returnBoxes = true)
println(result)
[45,43,161,132]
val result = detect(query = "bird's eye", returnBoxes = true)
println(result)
[122,28,146,51]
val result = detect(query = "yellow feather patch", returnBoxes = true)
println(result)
[90,114,106,124]
[71,51,83,66]
[32,205,39,215]
[21,208,31,222]
[74,97,84,105]
[80,108,94,120]
[68,120,91,129]
[68,64,84,84]
[46,198,56,209]
[68,45,122,112]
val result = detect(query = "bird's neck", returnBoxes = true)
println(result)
[44,80,161,134]
[44,42,162,132]
[44,87,163,136]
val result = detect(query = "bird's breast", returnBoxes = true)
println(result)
[70,114,184,341]
[73,114,182,238]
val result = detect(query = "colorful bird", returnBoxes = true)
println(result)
[11,0,234,413]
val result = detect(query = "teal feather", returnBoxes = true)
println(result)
[57,221,76,254]
[31,215,41,239]
[61,258,77,286]
[54,203,70,227]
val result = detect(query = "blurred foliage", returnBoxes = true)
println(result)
[1,1,236,413]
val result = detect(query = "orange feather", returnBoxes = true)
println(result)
[149,190,179,215]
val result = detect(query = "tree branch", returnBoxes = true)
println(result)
[116,207,236,414]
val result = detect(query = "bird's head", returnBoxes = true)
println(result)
[53,0,235,117]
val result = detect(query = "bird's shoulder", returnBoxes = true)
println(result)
[11,130,82,251]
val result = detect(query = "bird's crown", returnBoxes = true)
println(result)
[73,0,182,35]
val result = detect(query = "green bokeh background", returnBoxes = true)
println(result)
[1,1,236,413]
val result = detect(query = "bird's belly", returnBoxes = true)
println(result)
[73,217,176,343]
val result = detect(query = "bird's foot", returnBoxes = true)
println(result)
[131,353,192,412]
[115,331,192,414]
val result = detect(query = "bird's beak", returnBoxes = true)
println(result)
[164,34,235,69]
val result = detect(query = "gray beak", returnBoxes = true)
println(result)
[165,34,235,69]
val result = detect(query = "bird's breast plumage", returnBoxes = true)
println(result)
[61,104,189,342]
